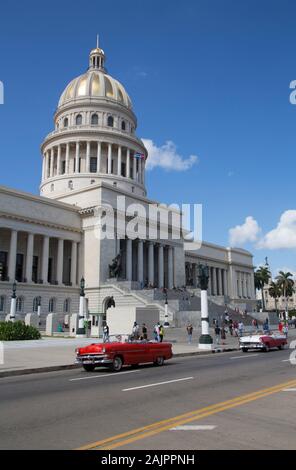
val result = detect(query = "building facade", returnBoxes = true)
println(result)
[0,43,256,323]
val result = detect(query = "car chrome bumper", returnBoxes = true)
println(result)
[239,343,264,349]
[75,354,113,365]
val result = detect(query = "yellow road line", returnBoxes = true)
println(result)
[77,378,296,450]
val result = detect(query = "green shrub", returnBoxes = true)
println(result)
[0,321,41,341]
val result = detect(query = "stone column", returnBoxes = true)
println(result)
[65,143,70,174]
[41,236,50,284]
[138,158,142,183]
[223,269,228,296]
[25,233,34,283]
[42,155,46,181]
[108,143,112,174]
[71,241,77,286]
[57,144,61,176]
[97,141,101,173]
[56,238,64,285]
[218,268,223,296]
[168,246,174,289]
[142,159,145,186]
[126,239,132,281]
[46,151,50,179]
[133,153,137,180]
[50,147,54,178]
[208,267,212,295]
[8,230,18,282]
[237,271,242,297]
[213,267,217,296]
[158,245,164,288]
[148,242,154,286]
[126,148,130,178]
[75,142,80,173]
[137,240,143,284]
[86,141,90,173]
[117,146,122,176]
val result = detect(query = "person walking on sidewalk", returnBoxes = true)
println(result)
[221,325,226,344]
[215,324,221,344]
[103,323,109,342]
[186,323,193,344]
[238,321,244,337]
[159,324,164,342]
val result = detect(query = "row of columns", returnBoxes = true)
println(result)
[7,229,78,286]
[42,141,145,185]
[125,240,174,289]
[185,262,228,296]
[236,271,252,298]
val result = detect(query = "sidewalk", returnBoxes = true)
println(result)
[1,327,295,378]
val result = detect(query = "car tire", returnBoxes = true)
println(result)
[154,356,164,366]
[112,356,123,372]
[242,348,248,353]
[278,344,282,350]
[264,343,270,352]
[83,364,95,372]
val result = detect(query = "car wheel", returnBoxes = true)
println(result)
[112,356,123,372]
[242,348,248,353]
[278,344,282,350]
[83,364,95,372]
[154,356,164,366]
[264,343,270,352]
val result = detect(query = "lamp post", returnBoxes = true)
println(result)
[76,277,86,337]
[197,264,213,350]
[10,281,17,322]
[164,293,169,327]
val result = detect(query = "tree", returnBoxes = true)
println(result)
[254,266,271,311]
[275,271,294,318]
[268,281,282,314]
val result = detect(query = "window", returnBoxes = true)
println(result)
[32,256,38,283]
[63,117,68,128]
[76,114,82,125]
[16,296,24,313]
[49,298,56,313]
[33,296,41,313]
[63,298,71,313]
[90,157,97,173]
[0,251,8,281]
[107,116,114,127]
[91,114,98,125]
[15,253,24,282]
[0,295,5,312]
[121,120,126,131]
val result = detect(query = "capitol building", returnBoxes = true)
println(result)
[0,42,256,327]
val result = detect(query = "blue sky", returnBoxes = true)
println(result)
[0,0,296,276]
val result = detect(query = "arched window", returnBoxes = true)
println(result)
[76,114,82,125]
[107,116,114,127]
[63,117,68,128]
[0,295,5,312]
[16,296,24,313]
[68,180,73,190]
[33,297,41,313]
[63,298,71,313]
[91,113,98,125]
[121,120,126,131]
[49,298,56,313]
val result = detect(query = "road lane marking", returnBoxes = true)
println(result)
[230,354,259,359]
[282,388,296,391]
[282,359,291,362]
[122,377,194,391]
[77,377,296,450]
[170,425,217,431]
[69,370,141,381]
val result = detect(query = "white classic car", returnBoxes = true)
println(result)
[239,332,287,352]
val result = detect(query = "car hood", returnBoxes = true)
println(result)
[76,343,107,355]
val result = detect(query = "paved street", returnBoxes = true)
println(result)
[0,341,295,450]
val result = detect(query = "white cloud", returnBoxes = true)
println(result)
[142,139,199,171]
[257,210,296,249]
[229,216,261,247]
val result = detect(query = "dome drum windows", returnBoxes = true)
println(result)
[91,113,98,125]
[63,117,69,128]
[121,120,126,131]
[107,115,114,127]
[76,114,83,125]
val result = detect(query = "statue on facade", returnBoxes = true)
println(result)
[108,253,122,278]
[197,263,209,291]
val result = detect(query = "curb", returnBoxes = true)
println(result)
[0,347,240,378]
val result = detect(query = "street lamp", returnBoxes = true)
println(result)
[197,264,213,350]
[76,277,86,337]
[10,281,17,322]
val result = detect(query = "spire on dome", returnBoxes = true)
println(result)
[89,35,106,72]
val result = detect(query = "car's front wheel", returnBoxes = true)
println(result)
[264,343,270,352]
[83,364,95,372]
[242,348,248,353]
[112,356,123,372]
[154,356,164,366]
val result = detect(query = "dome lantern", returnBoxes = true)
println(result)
[89,35,106,72]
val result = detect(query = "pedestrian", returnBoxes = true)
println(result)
[142,323,148,340]
[229,319,233,336]
[159,324,164,342]
[283,322,289,338]
[233,320,239,337]
[153,322,160,342]
[103,322,109,342]
[238,321,244,337]
[263,320,269,334]
[278,321,283,334]
[132,321,140,340]
[252,318,258,332]
[186,323,193,344]
[215,324,221,344]
[221,325,226,344]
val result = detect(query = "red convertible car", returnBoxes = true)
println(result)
[75,334,173,372]
[239,332,287,352]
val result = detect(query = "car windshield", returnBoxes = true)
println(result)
[104,334,152,344]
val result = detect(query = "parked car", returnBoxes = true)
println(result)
[75,334,173,372]
[239,332,287,352]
